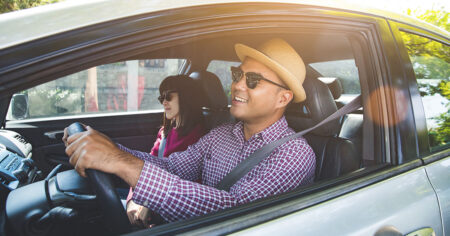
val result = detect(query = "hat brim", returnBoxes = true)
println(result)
[235,43,306,103]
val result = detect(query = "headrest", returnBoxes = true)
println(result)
[318,77,343,100]
[190,71,228,110]
[286,76,340,136]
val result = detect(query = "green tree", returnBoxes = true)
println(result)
[425,81,450,147]
[406,8,449,32]
[0,0,62,14]
[402,9,449,80]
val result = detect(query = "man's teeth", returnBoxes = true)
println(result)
[235,96,247,102]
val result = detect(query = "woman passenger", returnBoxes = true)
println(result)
[126,75,205,227]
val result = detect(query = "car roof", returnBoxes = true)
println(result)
[0,0,448,50]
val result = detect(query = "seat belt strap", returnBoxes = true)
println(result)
[158,137,167,158]
[216,95,362,191]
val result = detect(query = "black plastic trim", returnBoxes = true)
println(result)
[422,148,450,165]
[392,22,449,44]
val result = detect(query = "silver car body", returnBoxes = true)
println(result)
[0,1,448,235]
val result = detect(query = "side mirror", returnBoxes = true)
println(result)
[11,94,29,120]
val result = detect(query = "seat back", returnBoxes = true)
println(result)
[323,77,344,108]
[190,71,233,130]
[339,113,363,165]
[286,76,359,180]
[324,77,363,167]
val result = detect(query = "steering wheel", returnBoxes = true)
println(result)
[67,122,131,234]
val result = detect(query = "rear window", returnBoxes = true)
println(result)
[309,59,361,95]
[400,31,449,151]
[207,60,241,104]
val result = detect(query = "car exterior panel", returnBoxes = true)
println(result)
[425,156,450,235]
[232,167,442,235]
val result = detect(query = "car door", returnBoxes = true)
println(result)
[5,59,189,174]
[425,156,450,235]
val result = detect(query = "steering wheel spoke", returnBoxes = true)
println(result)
[67,123,131,234]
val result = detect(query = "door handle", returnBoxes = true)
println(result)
[406,227,435,236]
[375,226,435,236]
[375,226,402,236]
[44,130,64,140]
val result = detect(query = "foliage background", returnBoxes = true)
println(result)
[0,0,62,13]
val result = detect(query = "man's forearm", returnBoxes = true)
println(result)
[115,152,145,188]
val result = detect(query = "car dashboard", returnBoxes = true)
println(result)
[0,128,111,236]
[0,130,39,191]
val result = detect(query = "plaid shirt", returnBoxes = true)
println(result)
[119,116,315,222]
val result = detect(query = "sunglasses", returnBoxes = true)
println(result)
[158,90,176,104]
[230,66,289,90]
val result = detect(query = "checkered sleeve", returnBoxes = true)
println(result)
[133,161,238,222]
[117,144,153,162]
[132,137,315,222]
[118,129,213,180]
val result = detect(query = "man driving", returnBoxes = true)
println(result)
[64,38,316,223]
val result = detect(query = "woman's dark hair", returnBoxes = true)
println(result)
[159,75,204,137]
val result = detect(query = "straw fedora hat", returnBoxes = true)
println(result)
[235,38,306,103]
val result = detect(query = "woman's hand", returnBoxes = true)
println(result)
[126,200,154,228]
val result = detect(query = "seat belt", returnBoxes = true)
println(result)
[216,95,362,191]
[158,137,167,158]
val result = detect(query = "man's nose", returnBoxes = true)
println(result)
[233,75,247,91]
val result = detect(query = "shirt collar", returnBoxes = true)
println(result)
[232,116,289,143]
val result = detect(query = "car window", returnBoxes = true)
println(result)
[400,31,450,151]
[207,60,241,104]
[6,59,187,120]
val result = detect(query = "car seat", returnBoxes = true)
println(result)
[324,78,364,167]
[286,76,360,181]
[190,70,234,130]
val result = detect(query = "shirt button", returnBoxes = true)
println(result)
[143,200,149,206]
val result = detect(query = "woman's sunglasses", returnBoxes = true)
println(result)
[230,66,289,90]
[158,90,176,104]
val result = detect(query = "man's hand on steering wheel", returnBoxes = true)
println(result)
[63,123,145,234]
[64,125,144,188]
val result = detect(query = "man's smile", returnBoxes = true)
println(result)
[233,95,248,103]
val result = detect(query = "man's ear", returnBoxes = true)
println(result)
[277,90,294,108]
